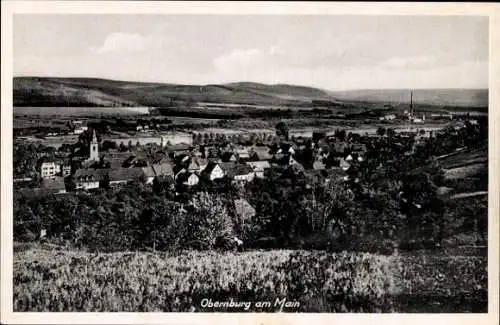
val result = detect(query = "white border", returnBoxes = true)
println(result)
[1,2,499,325]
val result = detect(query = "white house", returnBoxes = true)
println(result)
[340,158,351,171]
[246,161,271,178]
[141,166,156,184]
[40,162,60,179]
[202,162,225,181]
[176,170,199,186]
[184,173,199,186]
[61,165,71,177]
[74,169,104,190]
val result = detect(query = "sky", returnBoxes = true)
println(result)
[13,15,488,91]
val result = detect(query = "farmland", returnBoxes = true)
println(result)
[13,246,487,312]
[14,106,150,117]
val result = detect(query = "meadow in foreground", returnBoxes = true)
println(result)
[13,247,486,313]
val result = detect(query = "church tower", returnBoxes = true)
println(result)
[89,130,99,161]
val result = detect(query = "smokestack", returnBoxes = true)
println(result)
[410,90,413,114]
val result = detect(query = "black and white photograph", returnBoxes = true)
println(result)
[1,1,499,323]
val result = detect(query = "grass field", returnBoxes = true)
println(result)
[13,246,486,313]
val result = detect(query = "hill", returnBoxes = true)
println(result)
[13,77,488,110]
[13,77,339,108]
[329,89,488,109]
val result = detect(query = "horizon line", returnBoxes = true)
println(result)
[12,75,489,92]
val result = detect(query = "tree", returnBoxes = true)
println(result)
[119,141,127,152]
[183,192,234,248]
[335,129,346,142]
[275,121,289,141]
[101,140,117,151]
[376,127,386,137]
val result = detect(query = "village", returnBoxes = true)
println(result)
[16,115,449,198]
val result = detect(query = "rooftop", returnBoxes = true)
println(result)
[220,162,253,178]
[108,168,143,182]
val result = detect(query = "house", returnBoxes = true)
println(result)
[234,198,256,223]
[192,158,209,172]
[108,168,144,186]
[221,163,254,182]
[123,155,148,168]
[351,143,367,155]
[61,164,71,177]
[380,114,396,121]
[100,151,135,169]
[184,157,208,173]
[235,148,251,161]
[313,160,326,171]
[339,158,351,171]
[273,142,295,156]
[220,151,238,162]
[201,162,225,181]
[399,131,416,139]
[187,159,201,173]
[41,176,67,194]
[152,162,174,178]
[316,143,330,156]
[331,142,348,156]
[273,154,300,167]
[72,120,88,134]
[175,168,188,181]
[74,169,107,190]
[287,162,305,174]
[201,145,219,159]
[141,166,156,184]
[148,151,172,165]
[176,170,199,186]
[40,161,60,179]
[248,147,273,161]
[166,143,191,157]
[246,161,271,178]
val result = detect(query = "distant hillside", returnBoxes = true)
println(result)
[13,77,339,108]
[329,89,488,108]
[13,77,488,110]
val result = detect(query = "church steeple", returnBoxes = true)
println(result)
[89,130,99,161]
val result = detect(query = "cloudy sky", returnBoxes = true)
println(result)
[14,15,488,90]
